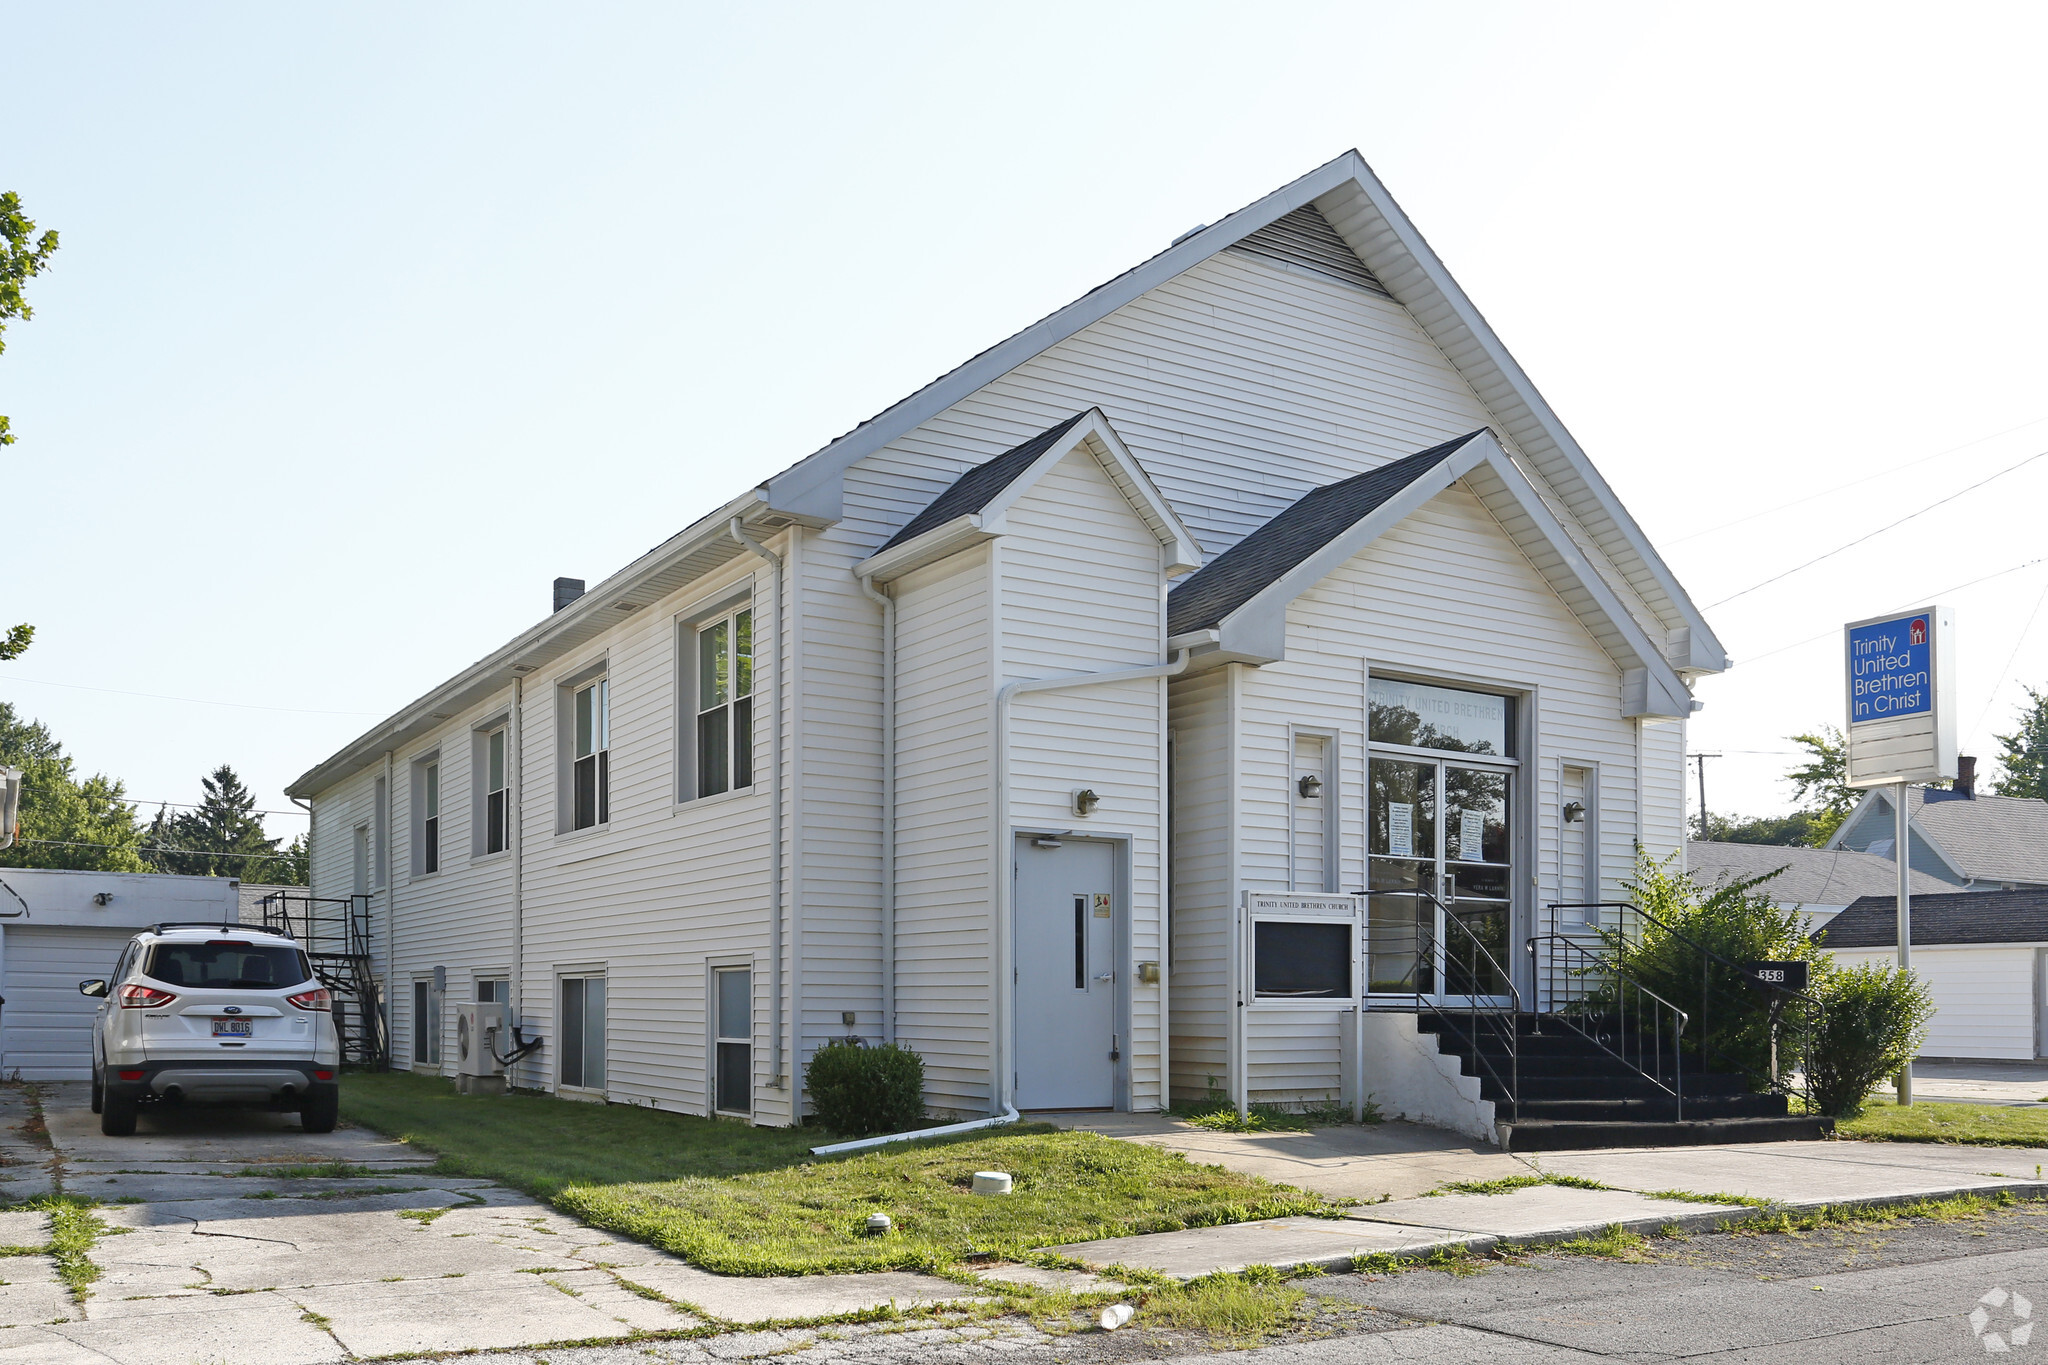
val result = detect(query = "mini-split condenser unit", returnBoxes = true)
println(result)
[455,1001,506,1079]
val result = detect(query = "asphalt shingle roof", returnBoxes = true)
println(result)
[877,413,1088,553]
[1904,789,2048,885]
[1819,887,2048,948]
[1687,841,1950,905]
[1166,432,1483,638]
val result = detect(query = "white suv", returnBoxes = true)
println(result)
[80,923,342,1137]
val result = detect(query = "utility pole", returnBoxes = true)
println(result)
[1689,753,1720,838]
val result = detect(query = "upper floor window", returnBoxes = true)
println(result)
[696,609,753,798]
[420,760,440,874]
[572,677,610,829]
[484,727,509,854]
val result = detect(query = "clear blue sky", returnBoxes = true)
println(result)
[5,2,2047,837]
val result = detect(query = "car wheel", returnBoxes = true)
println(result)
[100,1092,137,1137]
[90,1073,103,1115]
[301,1091,339,1135]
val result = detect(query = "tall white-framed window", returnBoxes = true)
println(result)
[411,755,442,877]
[572,677,610,829]
[695,609,754,798]
[352,825,370,896]
[559,973,607,1090]
[484,727,510,854]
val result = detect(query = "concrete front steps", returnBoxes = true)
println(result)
[1417,1013,1833,1152]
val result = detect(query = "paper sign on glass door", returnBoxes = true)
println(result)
[1460,810,1485,861]
[1388,803,1413,858]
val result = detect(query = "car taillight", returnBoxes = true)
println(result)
[287,988,331,1012]
[313,1070,335,1081]
[118,983,176,1009]
[118,1069,145,1081]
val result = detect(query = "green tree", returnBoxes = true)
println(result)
[1696,810,1824,846]
[1992,685,2048,801]
[0,702,148,872]
[146,765,302,881]
[0,624,29,661]
[1786,726,1856,845]
[0,191,60,448]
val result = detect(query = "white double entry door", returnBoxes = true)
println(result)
[1012,836,1120,1111]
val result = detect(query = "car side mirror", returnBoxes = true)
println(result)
[79,979,108,999]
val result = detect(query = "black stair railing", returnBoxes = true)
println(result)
[1549,901,1822,1110]
[1527,931,1689,1119]
[259,891,390,1070]
[1414,890,1520,1123]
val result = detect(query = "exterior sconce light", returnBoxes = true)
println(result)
[1071,788,1101,817]
[1136,960,1162,985]
[1562,801,1587,824]
[1297,774,1323,799]
[92,892,114,907]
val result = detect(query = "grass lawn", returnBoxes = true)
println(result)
[339,1071,1334,1275]
[1836,1101,2048,1150]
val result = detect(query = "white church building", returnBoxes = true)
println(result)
[288,151,1721,1130]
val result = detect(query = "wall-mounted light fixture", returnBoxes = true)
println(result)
[92,892,114,907]
[1562,800,1587,824]
[1297,774,1323,799]
[1071,788,1101,817]
[1136,961,1161,985]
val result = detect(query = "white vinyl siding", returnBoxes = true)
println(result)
[1833,944,2040,1061]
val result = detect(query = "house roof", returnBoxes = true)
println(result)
[1829,787,2048,886]
[878,413,1088,552]
[1686,840,1951,906]
[1819,887,2048,948]
[756,149,1726,674]
[1166,435,1476,637]
[855,409,1200,585]
[1161,428,1693,717]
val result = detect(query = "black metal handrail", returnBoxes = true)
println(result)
[259,892,389,1069]
[1417,890,1521,1123]
[1549,900,1822,1105]
[1528,931,1688,1118]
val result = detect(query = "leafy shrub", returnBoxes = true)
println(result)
[804,1041,925,1136]
[1597,853,1823,1085]
[1805,958,1933,1118]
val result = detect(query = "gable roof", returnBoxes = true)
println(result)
[1819,887,2048,948]
[1163,429,1693,717]
[1686,840,1950,906]
[879,413,1088,552]
[856,408,1199,585]
[757,149,1725,674]
[1167,435,1475,638]
[1829,787,2048,886]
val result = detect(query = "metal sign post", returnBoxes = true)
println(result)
[1842,606,1954,1107]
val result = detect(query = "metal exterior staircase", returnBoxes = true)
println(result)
[260,892,389,1070]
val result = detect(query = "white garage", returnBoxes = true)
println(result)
[1821,888,2048,1062]
[0,868,242,1081]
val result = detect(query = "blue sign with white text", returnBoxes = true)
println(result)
[1847,612,1932,724]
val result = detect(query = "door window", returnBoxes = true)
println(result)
[411,979,442,1065]
[713,967,751,1113]
[560,975,606,1089]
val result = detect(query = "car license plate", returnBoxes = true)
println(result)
[212,1019,253,1038]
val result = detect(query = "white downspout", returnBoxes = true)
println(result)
[731,519,789,1095]
[856,572,896,1044]
[511,675,525,1084]
[992,650,1189,1116]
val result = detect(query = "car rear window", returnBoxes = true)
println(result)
[144,942,311,990]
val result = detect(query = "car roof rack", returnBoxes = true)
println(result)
[148,921,296,939]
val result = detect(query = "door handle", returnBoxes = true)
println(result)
[1094,971,1116,983]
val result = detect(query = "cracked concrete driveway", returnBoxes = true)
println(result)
[0,1082,973,1364]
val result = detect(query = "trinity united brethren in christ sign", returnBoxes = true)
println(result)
[1843,605,1956,788]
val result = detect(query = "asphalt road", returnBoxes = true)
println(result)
[1252,1199,2048,1363]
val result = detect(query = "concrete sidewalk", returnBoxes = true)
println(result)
[1042,1138,2048,1278]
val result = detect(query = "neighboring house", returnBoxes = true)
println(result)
[1828,782,2048,891]
[1821,889,2048,1061]
[287,151,1725,1130]
[237,882,305,927]
[0,867,241,1079]
[1685,840,1951,935]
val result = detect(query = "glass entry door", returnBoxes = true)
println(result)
[1363,678,1516,1005]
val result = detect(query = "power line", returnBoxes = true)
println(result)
[1703,448,2048,609]
[1668,413,2048,546]
[1737,556,2048,664]
[0,674,383,718]
[14,839,305,863]
[1967,568,2048,749]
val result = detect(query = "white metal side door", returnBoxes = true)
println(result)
[1013,837,1117,1110]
